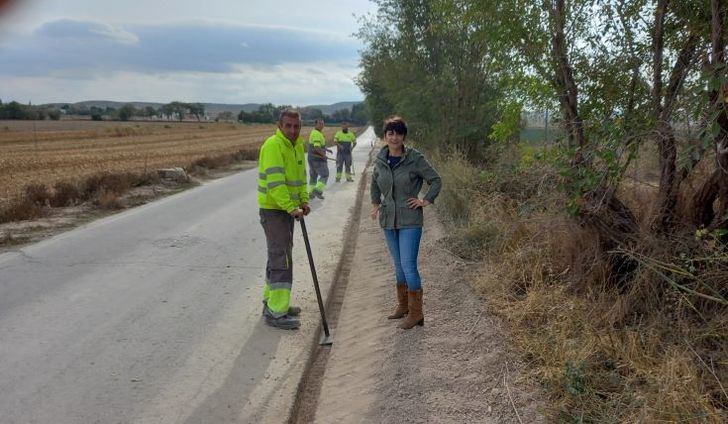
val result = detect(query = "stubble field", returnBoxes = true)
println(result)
[0,120,343,203]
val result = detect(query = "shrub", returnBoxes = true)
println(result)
[95,189,123,209]
[24,183,51,206]
[0,198,47,223]
[50,182,82,207]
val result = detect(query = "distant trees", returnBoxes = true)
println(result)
[117,104,136,121]
[0,101,60,120]
[237,103,368,125]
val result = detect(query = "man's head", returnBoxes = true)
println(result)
[341,121,349,133]
[278,109,302,142]
[314,118,325,131]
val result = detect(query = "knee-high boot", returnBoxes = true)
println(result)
[399,289,423,329]
[387,284,408,319]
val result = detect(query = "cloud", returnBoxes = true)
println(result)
[0,18,364,103]
[2,63,362,105]
[0,19,361,75]
[37,19,140,44]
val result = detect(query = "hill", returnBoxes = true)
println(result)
[42,100,362,117]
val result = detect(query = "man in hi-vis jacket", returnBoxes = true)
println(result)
[256,109,310,329]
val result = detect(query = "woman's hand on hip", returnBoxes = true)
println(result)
[407,197,430,209]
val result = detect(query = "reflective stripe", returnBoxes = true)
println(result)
[258,186,267,194]
[269,282,292,291]
[268,181,285,189]
[265,166,285,175]
[259,173,267,179]
[286,180,304,187]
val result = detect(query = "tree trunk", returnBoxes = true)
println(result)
[547,0,587,151]
[652,0,699,231]
[691,0,728,231]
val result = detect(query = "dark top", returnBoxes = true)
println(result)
[387,154,402,169]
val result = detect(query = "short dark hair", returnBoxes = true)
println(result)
[383,116,407,139]
[278,108,301,123]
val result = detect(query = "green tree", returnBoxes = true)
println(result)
[118,104,136,121]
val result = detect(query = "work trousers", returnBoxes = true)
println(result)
[260,209,295,317]
[308,159,329,193]
[336,144,353,179]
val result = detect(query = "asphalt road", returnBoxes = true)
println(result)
[0,127,375,423]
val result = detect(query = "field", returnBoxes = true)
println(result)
[0,120,346,203]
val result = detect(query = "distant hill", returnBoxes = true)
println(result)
[43,100,362,117]
[307,101,361,115]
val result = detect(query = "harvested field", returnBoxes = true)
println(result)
[0,120,348,203]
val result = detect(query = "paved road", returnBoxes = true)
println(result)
[0,127,375,423]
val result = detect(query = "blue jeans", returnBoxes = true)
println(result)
[383,228,423,290]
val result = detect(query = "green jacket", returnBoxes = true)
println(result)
[370,146,442,229]
[257,129,309,212]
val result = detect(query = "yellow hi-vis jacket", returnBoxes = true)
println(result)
[257,129,309,212]
[334,130,356,147]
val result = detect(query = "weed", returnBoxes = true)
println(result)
[95,189,123,209]
[0,198,47,223]
[24,183,51,206]
[50,182,81,207]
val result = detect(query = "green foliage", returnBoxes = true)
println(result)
[356,0,500,156]
[237,103,367,125]
[490,101,523,144]
[0,101,60,120]
[117,104,136,121]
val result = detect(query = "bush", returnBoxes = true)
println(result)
[24,183,51,206]
[95,189,123,209]
[0,198,47,223]
[50,182,82,207]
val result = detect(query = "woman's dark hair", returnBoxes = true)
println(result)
[383,116,407,139]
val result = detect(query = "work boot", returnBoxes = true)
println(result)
[346,177,354,182]
[262,301,301,317]
[387,284,408,319]
[264,314,300,330]
[399,289,424,329]
[314,190,325,200]
[335,178,341,183]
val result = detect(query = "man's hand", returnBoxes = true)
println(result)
[370,204,381,220]
[290,208,305,219]
[301,203,311,216]
[407,198,431,209]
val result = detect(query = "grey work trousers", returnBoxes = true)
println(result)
[259,209,295,307]
[336,143,353,178]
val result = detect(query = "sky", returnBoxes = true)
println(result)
[0,0,378,106]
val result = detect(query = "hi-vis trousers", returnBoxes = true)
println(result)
[260,209,295,318]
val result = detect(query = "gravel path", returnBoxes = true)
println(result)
[295,165,544,423]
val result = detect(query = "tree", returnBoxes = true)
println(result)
[189,103,205,121]
[118,104,136,121]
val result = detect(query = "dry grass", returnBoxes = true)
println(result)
[0,119,345,203]
[433,144,728,423]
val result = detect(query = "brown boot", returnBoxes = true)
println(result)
[399,289,424,329]
[387,284,408,319]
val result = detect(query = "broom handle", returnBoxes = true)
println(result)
[299,217,331,337]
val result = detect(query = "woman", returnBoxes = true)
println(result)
[370,116,442,329]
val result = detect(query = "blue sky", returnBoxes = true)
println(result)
[0,0,377,105]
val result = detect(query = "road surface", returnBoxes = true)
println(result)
[0,127,375,423]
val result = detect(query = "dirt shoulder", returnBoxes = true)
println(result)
[293,165,544,423]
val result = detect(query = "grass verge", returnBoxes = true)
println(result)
[431,144,727,422]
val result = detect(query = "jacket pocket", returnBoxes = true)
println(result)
[397,206,423,227]
[378,203,388,227]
